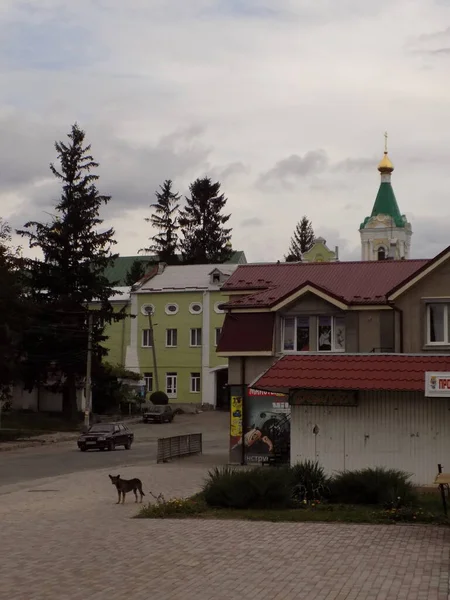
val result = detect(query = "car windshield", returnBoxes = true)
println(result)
[149,406,165,412]
[88,424,114,433]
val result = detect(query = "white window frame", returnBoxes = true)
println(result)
[189,302,203,315]
[190,328,202,347]
[143,372,153,393]
[427,303,450,345]
[282,316,310,353]
[166,372,177,398]
[215,327,222,346]
[317,316,346,353]
[214,301,225,314]
[165,303,179,315]
[142,329,153,347]
[190,372,201,393]
[140,303,155,316]
[166,328,178,347]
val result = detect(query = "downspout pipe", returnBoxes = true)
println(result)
[390,304,404,353]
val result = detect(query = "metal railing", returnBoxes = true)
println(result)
[157,433,203,464]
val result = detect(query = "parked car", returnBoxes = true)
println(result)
[77,422,134,452]
[143,405,174,424]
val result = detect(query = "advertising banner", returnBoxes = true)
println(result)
[229,386,290,464]
[425,372,450,397]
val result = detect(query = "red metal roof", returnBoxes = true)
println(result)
[253,354,450,392]
[216,313,274,353]
[222,260,429,308]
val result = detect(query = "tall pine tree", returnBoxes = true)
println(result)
[18,124,125,419]
[179,177,233,264]
[142,179,180,264]
[125,259,149,286]
[285,216,315,262]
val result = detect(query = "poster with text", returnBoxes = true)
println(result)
[229,394,244,462]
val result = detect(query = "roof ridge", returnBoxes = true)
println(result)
[235,259,430,268]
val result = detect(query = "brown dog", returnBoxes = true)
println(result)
[109,474,145,504]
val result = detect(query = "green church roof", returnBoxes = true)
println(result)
[104,251,247,285]
[360,182,406,229]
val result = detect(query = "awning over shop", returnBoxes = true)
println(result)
[251,354,450,394]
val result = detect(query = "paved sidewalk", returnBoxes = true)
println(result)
[1,459,450,600]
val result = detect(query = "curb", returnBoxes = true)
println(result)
[0,435,79,453]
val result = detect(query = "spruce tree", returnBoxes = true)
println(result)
[125,259,148,286]
[179,177,233,264]
[142,179,180,265]
[285,216,315,262]
[18,123,125,419]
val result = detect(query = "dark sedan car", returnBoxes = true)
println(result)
[143,405,174,424]
[77,422,134,452]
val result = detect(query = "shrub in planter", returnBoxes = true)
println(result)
[329,467,417,506]
[150,391,169,405]
[203,466,292,509]
[290,460,331,504]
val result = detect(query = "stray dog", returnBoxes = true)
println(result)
[109,474,145,504]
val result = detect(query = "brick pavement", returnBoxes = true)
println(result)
[1,459,450,600]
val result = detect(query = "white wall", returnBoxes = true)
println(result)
[291,391,450,485]
[11,386,84,412]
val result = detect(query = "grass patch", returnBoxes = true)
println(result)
[0,428,50,442]
[1,412,80,433]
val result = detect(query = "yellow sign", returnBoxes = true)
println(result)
[230,396,243,437]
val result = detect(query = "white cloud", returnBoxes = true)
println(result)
[1,0,450,262]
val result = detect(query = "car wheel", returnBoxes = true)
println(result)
[108,441,115,451]
[79,445,87,452]
[124,441,131,450]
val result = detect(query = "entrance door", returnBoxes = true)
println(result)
[215,369,229,410]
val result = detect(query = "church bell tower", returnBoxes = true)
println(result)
[359,133,412,261]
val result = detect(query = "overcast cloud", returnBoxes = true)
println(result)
[1,0,450,262]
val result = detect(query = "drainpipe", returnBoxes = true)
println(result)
[240,356,246,466]
[390,304,404,353]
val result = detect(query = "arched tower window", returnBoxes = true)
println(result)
[377,247,387,261]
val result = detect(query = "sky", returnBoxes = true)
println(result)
[1,0,450,262]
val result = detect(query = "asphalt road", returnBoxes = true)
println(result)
[0,411,229,490]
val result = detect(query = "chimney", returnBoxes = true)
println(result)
[334,246,339,261]
[157,262,167,274]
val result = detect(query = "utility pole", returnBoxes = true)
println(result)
[147,308,159,391]
[84,312,93,429]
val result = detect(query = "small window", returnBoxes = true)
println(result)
[165,303,179,315]
[140,303,155,316]
[166,372,177,398]
[215,327,222,346]
[318,316,346,352]
[377,247,387,261]
[427,303,450,345]
[144,372,153,392]
[282,317,310,352]
[166,328,178,347]
[190,328,202,347]
[190,372,201,393]
[214,301,225,314]
[212,273,221,284]
[142,329,153,347]
[189,302,203,315]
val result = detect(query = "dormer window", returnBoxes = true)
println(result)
[213,273,220,283]
[210,269,223,285]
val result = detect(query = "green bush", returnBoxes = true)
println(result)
[150,391,169,405]
[290,460,331,504]
[329,467,417,506]
[203,466,293,509]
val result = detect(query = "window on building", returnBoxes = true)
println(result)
[144,372,153,393]
[142,329,153,347]
[318,316,346,352]
[377,247,387,261]
[190,328,202,347]
[212,272,221,284]
[282,317,310,352]
[166,372,177,397]
[215,327,222,346]
[166,328,178,347]
[190,372,201,393]
[427,303,450,345]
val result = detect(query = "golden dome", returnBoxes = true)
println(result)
[378,151,394,174]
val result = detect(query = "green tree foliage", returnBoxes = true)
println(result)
[91,362,140,414]
[179,177,233,264]
[285,216,315,262]
[0,219,27,401]
[125,259,148,286]
[18,123,125,419]
[142,179,180,265]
